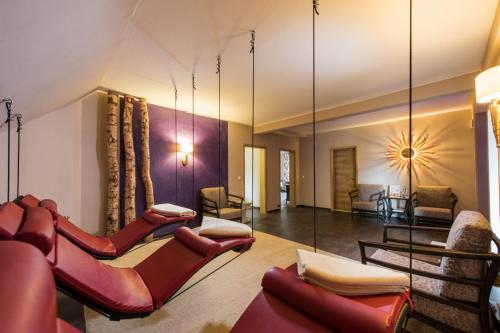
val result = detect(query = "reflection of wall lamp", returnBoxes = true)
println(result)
[179,143,193,167]
[386,132,435,174]
[476,65,500,147]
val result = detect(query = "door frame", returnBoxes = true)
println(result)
[330,146,358,212]
[243,144,267,214]
[279,149,297,208]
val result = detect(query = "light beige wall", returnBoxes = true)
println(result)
[299,109,477,213]
[0,101,84,227]
[0,92,106,232]
[81,92,107,235]
[228,122,300,212]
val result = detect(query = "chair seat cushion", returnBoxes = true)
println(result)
[414,207,452,220]
[199,217,252,238]
[53,235,154,314]
[352,201,377,211]
[208,208,242,220]
[56,215,117,257]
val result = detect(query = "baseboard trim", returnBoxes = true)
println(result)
[295,205,332,211]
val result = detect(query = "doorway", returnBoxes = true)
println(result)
[280,149,296,208]
[330,147,357,212]
[244,146,267,214]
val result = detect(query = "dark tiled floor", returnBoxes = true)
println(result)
[252,206,448,261]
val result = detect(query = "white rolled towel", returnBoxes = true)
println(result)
[151,203,196,217]
[199,216,252,238]
[297,249,409,296]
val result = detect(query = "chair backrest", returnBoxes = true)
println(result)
[0,202,25,240]
[201,187,228,208]
[416,185,451,208]
[358,184,384,201]
[0,241,59,333]
[439,210,492,302]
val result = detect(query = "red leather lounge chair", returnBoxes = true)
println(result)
[16,194,195,259]
[0,241,81,333]
[231,265,412,333]
[0,203,255,320]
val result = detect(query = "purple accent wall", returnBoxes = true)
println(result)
[119,100,228,235]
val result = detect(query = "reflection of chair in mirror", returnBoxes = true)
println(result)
[411,185,458,225]
[349,184,385,220]
[359,211,500,333]
[201,187,244,222]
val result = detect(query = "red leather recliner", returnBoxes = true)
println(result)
[0,203,255,320]
[231,266,412,333]
[0,240,81,333]
[16,194,195,258]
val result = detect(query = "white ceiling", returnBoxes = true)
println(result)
[0,0,497,126]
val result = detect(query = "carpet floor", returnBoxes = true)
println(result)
[84,230,437,333]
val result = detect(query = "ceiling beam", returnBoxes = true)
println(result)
[255,72,477,134]
[482,1,500,69]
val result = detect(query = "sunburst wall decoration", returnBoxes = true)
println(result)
[386,131,436,174]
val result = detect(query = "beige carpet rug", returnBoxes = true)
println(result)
[84,230,437,333]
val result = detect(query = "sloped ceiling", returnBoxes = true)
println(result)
[0,0,498,125]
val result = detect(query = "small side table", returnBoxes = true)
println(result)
[386,196,410,222]
[241,202,252,224]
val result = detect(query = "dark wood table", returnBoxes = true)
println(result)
[385,196,410,222]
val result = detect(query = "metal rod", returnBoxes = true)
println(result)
[250,30,255,237]
[174,85,178,204]
[312,0,319,252]
[408,0,414,294]
[217,56,221,209]
[16,114,22,197]
[192,74,195,213]
[3,99,13,201]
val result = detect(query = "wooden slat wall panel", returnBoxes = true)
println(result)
[333,148,357,211]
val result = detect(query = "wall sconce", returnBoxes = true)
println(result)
[179,143,193,167]
[476,65,500,147]
[386,132,435,174]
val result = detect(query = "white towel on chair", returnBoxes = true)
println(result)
[151,203,196,217]
[297,249,409,296]
[199,216,252,238]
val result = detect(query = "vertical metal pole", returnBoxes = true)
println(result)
[312,0,319,252]
[16,114,22,198]
[192,74,196,213]
[250,30,255,236]
[408,0,414,294]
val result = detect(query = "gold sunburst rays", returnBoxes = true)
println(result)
[386,131,436,174]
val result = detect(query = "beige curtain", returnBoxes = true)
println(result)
[123,96,136,226]
[105,92,120,236]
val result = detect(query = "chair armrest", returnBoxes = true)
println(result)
[348,189,359,200]
[228,194,244,208]
[369,190,385,202]
[410,192,417,207]
[450,192,458,211]
[358,240,500,287]
[201,196,219,214]
[382,224,451,245]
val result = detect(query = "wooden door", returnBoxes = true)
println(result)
[332,147,357,211]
